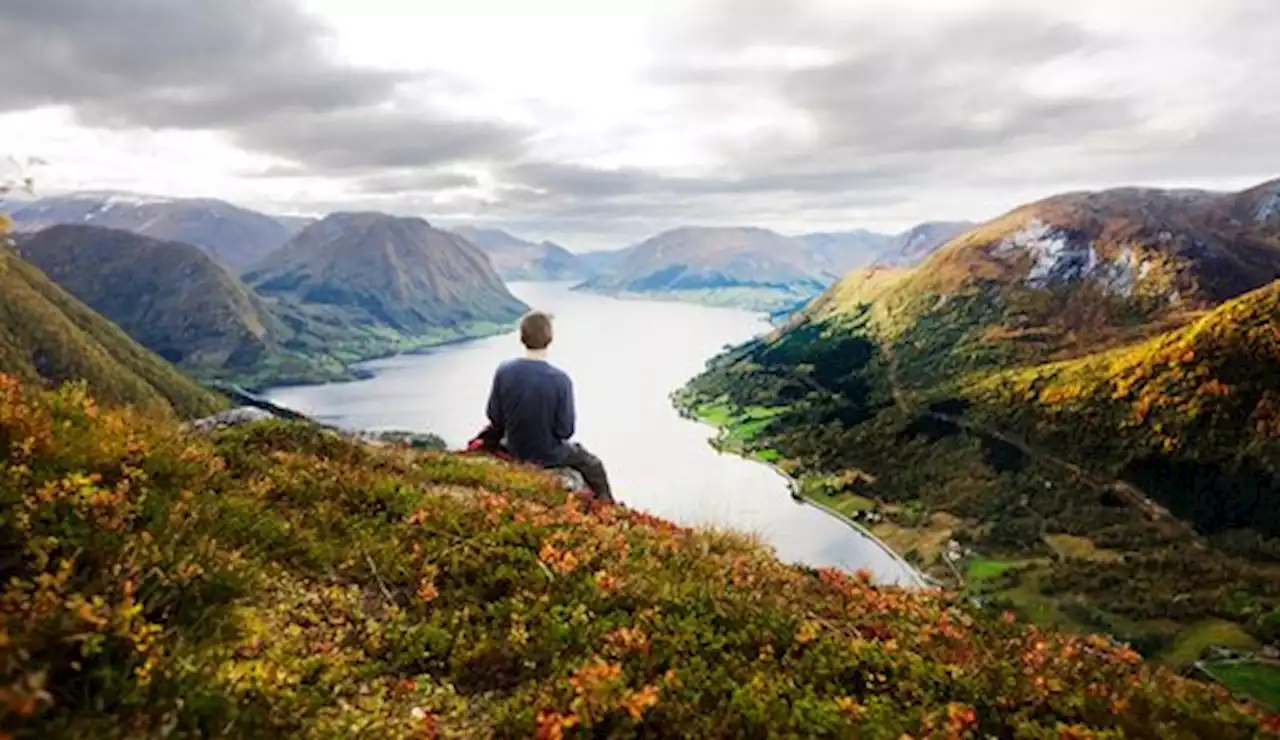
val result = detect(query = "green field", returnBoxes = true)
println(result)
[1201,661,1280,710]
[1159,620,1261,668]
[966,558,1019,583]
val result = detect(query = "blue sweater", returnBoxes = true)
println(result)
[485,358,575,466]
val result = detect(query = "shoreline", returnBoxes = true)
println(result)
[678,406,933,589]
[234,323,518,394]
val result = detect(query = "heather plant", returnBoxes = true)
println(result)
[1,375,1276,738]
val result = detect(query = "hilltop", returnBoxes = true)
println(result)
[243,212,528,361]
[10,191,298,270]
[453,226,590,281]
[3,374,1274,737]
[677,179,1280,697]
[0,244,223,418]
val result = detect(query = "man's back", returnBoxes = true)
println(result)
[486,357,575,466]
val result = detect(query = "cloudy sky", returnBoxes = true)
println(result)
[1,0,1277,250]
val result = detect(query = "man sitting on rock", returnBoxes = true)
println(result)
[479,310,614,504]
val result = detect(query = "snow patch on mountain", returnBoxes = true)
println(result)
[994,220,1159,297]
[995,220,1098,287]
[1255,187,1280,223]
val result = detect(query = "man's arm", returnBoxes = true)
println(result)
[486,367,503,427]
[553,373,576,441]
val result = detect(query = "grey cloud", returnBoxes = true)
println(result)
[0,0,529,173]
[240,111,526,172]
[0,0,398,120]
[354,170,481,195]
[6,0,1279,248]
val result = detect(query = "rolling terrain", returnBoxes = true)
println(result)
[577,222,971,312]
[678,179,1280,689]
[4,374,1274,736]
[574,226,831,311]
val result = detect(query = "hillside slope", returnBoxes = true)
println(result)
[678,179,1280,672]
[453,226,589,281]
[961,280,1280,537]
[244,213,527,344]
[11,191,296,270]
[0,246,223,417]
[17,225,291,371]
[4,376,1274,737]
[862,182,1280,387]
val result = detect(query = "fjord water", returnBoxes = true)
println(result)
[265,282,921,586]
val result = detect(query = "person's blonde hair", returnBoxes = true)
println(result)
[519,310,554,350]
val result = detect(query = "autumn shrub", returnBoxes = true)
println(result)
[1,375,1278,738]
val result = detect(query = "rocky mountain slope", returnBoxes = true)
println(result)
[832,182,1280,385]
[5,375,1273,737]
[452,226,588,281]
[10,191,296,269]
[678,179,1280,682]
[0,240,223,418]
[243,212,527,351]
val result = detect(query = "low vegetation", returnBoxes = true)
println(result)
[678,281,1280,697]
[3,375,1277,737]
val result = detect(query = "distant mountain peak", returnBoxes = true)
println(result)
[245,210,526,336]
[454,225,590,282]
[11,192,296,270]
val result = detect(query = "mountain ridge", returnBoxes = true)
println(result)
[10,190,297,269]
[11,224,361,387]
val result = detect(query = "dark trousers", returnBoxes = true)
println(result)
[560,443,614,503]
